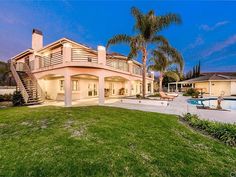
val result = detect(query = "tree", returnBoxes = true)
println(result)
[0,61,15,86]
[107,7,181,97]
[184,60,201,79]
[149,45,184,91]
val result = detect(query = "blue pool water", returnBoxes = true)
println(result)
[187,98,236,111]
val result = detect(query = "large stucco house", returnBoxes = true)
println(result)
[10,29,154,106]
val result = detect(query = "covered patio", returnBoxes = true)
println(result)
[167,81,193,92]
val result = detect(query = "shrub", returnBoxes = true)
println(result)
[12,91,25,106]
[0,93,13,102]
[119,88,125,95]
[191,91,200,98]
[136,94,141,99]
[183,88,199,98]
[183,93,190,96]
[182,113,236,146]
[148,93,160,97]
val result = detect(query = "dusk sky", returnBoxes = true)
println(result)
[1,1,236,73]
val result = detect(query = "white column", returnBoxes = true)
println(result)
[176,82,178,92]
[99,75,105,105]
[151,82,154,94]
[168,83,170,92]
[64,73,72,107]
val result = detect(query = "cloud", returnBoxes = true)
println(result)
[188,36,204,49]
[201,34,236,57]
[183,36,204,53]
[204,52,236,65]
[199,21,229,31]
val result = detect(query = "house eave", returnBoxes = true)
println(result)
[11,49,34,61]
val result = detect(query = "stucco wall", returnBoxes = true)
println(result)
[0,88,16,95]
[79,78,98,99]
[211,81,231,96]
[195,81,232,96]
[195,82,209,93]
[131,80,142,95]
[231,81,236,95]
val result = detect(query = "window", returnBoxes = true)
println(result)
[148,83,151,92]
[88,84,92,96]
[88,83,97,96]
[59,80,64,91]
[72,80,79,91]
[112,61,118,69]
[88,57,92,62]
[94,84,97,96]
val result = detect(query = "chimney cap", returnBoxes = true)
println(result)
[32,29,43,35]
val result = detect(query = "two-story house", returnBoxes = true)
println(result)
[10,29,154,106]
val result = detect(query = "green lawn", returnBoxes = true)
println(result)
[0,106,235,177]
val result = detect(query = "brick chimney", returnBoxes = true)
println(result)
[32,29,43,51]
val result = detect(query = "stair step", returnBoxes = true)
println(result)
[26,101,43,105]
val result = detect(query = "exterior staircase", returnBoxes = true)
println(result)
[10,62,45,105]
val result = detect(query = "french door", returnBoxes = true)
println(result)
[109,83,115,95]
[88,83,98,97]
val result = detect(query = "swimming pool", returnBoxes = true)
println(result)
[187,98,236,111]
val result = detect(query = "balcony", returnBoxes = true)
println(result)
[38,51,63,68]
[30,46,152,79]
[106,58,129,72]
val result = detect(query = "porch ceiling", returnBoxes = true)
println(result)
[105,76,128,82]
[40,74,64,79]
[73,74,98,80]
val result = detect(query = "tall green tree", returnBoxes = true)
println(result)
[149,45,184,91]
[107,7,181,97]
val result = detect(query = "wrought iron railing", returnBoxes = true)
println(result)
[22,63,45,101]
[10,62,29,103]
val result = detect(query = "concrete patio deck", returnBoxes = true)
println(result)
[29,96,236,124]
[105,96,236,124]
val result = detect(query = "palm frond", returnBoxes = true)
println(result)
[165,71,180,82]
[157,13,182,32]
[159,45,184,73]
[149,50,169,72]
[131,7,143,32]
[106,34,132,49]
[150,35,170,46]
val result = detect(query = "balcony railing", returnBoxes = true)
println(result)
[71,48,98,63]
[106,59,129,72]
[38,51,63,68]
[34,48,151,78]
[132,65,142,75]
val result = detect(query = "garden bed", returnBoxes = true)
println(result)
[181,113,236,146]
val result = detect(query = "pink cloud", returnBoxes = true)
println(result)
[188,36,204,49]
[202,34,236,57]
[199,21,229,31]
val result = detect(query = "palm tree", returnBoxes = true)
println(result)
[149,45,184,91]
[106,7,181,98]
